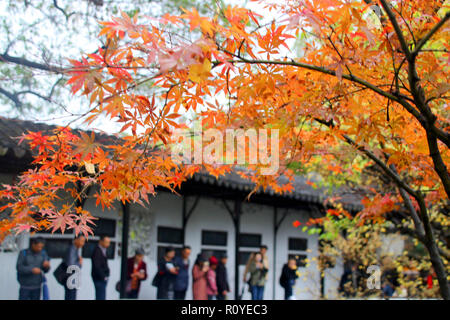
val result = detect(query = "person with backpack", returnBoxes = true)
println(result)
[243,245,269,296]
[63,235,86,300]
[16,237,51,300]
[279,257,299,300]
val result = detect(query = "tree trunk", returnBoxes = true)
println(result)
[423,237,450,299]
[416,197,450,299]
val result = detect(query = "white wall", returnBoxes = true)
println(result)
[239,202,274,299]
[0,178,333,300]
[273,208,321,299]
[135,191,181,300]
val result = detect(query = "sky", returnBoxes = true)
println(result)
[0,0,286,136]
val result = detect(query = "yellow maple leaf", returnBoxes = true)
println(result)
[188,59,211,83]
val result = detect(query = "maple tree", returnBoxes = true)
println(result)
[0,0,449,298]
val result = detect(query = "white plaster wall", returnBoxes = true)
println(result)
[324,257,344,299]
[380,234,405,257]
[239,202,274,300]
[184,197,236,300]
[135,191,182,300]
[274,208,321,300]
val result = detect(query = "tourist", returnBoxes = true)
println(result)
[279,257,299,300]
[91,235,111,300]
[173,245,191,300]
[216,253,230,300]
[192,254,209,300]
[63,234,85,300]
[126,248,147,299]
[16,237,50,300]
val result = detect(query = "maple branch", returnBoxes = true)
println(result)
[53,0,75,21]
[341,135,417,197]
[390,164,425,238]
[412,11,450,57]
[378,0,412,60]
[0,53,64,73]
[0,76,65,110]
[313,116,416,198]
[376,2,450,154]
[219,49,450,150]
[223,54,402,103]
[391,5,417,45]
[0,86,23,109]
[404,37,450,199]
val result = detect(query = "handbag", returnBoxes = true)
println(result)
[151,272,161,287]
[115,280,132,293]
[53,261,68,286]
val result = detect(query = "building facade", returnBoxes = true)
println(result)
[0,117,396,300]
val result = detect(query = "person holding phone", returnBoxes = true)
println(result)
[16,237,51,300]
[156,247,178,299]
[192,254,209,300]
[280,257,299,300]
[126,248,147,299]
[246,252,268,300]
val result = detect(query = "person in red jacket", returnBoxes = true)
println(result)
[126,248,147,299]
[206,256,218,300]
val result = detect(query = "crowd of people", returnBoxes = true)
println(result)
[16,236,302,300]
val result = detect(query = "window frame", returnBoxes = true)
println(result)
[201,230,228,247]
[239,233,262,248]
[157,226,184,245]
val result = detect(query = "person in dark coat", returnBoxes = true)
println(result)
[126,248,147,299]
[16,237,50,300]
[63,235,86,300]
[216,254,230,300]
[91,235,111,300]
[279,257,299,300]
[173,246,191,300]
[156,247,178,299]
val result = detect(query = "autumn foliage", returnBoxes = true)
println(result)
[0,0,449,298]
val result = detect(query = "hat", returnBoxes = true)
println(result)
[135,248,145,255]
[209,256,218,265]
[219,253,228,259]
